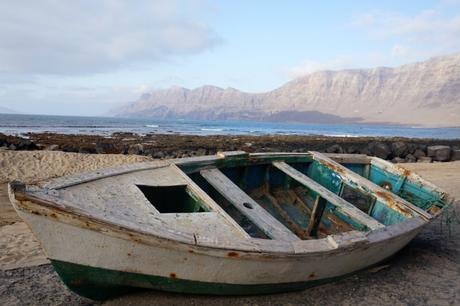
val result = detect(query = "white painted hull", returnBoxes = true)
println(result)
[17,208,423,287]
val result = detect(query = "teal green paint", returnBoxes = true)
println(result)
[370,201,405,225]
[51,260,327,300]
[342,163,365,176]
[368,165,448,211]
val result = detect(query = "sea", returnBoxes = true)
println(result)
[0,113,459,139]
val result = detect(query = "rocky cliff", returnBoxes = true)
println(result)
[113,53,460,127]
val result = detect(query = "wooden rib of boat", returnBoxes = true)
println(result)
[8,151,454,300]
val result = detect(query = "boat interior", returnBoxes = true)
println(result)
[24,151,450,245]
[143,152,449,241]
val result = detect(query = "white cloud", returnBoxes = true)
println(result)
[352,9,460,57]
[0,0,219,76]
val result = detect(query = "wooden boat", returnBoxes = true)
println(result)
[8,151,454,300]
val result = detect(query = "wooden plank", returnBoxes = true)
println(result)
[309,151,432,220]
[200,168,300,241]
[273,162,384,231]
[306,196,327,237]
[170,165,251,239]
[43,161,170,190]
[324,153,371,164]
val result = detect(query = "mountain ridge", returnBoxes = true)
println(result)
[113,53,460,127]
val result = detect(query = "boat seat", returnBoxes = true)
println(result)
[200,168,300,241]
[272,161,384,231]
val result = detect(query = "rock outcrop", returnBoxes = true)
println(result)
[113,53,460,127]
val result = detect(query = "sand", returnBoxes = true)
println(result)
[0,151,459,305]
[0,149,151,185]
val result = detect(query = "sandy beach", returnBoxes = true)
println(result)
[0,150,459,305]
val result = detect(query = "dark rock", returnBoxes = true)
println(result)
[417,156,432,163]
[368,142,391,159]
[127,144,144,155]
[95,142,115,154]
[8,144,16,150]
[196,148,207,156]
[359,147,370,156]
[152,151,165,159]
[78,147,95,154]
[407,143,417,154]
[326,144,344,154]
[405,154,417,163]
[392,157,406,163]
[15,139,38,150]
[427,145,451,161]
[413,149,426,159]
[452,150,460,161]
[416,144,427,152]
[346,145,359,154]
[391,142,409,157]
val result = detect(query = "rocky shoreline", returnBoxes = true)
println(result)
[1,132,459,163]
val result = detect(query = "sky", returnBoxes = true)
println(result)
[1,0,460,116]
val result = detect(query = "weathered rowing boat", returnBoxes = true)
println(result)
[8,151,454,300]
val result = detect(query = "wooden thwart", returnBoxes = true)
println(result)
[273,161,384,231]
[305,195,327,237]
[200,168,300,241]
[309,151,432,220]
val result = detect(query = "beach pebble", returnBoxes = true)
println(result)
[391,142,408,157]
[427,145,451,162]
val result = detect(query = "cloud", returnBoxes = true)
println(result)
[352,9,460,57]
[0,0,220,76]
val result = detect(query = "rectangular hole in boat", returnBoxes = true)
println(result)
[136,184,208,213]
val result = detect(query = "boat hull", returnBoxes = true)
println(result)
[16,208,424,300]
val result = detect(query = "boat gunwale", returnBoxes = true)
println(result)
[8,151,451,256]
[9,182,428,257]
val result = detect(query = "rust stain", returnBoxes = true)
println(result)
[396,165,412,177]
[169,272,177,278]
[375,191,411,216]
[227,251,239,257]
[428,205,441,215]
[127,253,131,256]
[188,250,194,253]
[322,160,345,175]
[403,168,411,177]
[308,272,316,279]
[49,213,57,219]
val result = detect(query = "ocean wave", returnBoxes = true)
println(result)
[325,134,359,137]
[145,124,159,128]
[200,128,224,131]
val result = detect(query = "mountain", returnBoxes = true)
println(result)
[0,106,17,114]
[113,53,460,127]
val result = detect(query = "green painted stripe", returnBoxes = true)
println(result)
[51,260,327,300]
